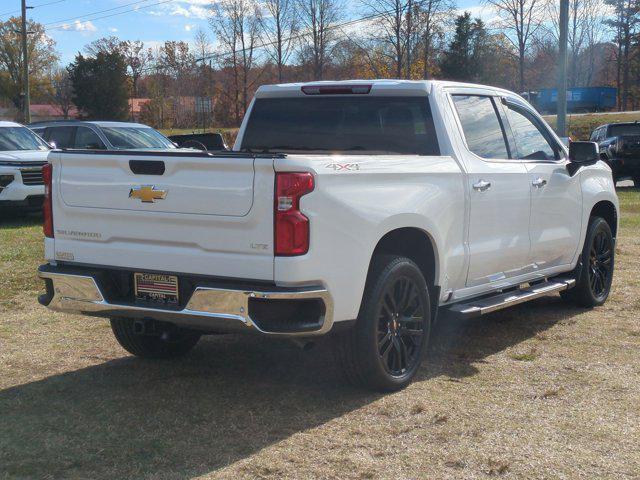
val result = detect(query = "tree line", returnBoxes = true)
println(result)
[0,0,639,128]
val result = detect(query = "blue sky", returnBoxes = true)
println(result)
[0,0,489,66]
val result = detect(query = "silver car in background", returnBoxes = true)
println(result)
[28,121,177,151]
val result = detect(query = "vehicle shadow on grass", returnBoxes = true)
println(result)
[0,210,41,227]
[0,296,584,479]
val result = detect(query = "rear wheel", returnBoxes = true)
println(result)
[633,176,640,188]
[110,318,201,359]
[335,255,431,391]
[561,216,614,307]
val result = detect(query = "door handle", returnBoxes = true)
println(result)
[473,180,492,192]
[532,177,547,188]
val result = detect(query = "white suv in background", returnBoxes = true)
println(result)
[0,121,51,211]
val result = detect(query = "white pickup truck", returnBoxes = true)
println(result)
[0,121,51,211]
[38,80,618,390]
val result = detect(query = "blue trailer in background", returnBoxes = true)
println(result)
[527,87,617,114]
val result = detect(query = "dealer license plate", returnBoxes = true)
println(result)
[134,273,179,305]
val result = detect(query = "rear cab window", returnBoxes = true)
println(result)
[240,96,440,155]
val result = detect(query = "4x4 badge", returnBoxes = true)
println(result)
[129,185,167,203]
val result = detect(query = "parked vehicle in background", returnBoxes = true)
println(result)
[168,132,228,151]
[0,121,50,211]
[28,121,177,151]
[38,80,618,391]
[527,87,617,114]
[591,122,640,185]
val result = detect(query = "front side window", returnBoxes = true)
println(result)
[102,127,175,150]
[74,127,106,149]
[452,95,509,159]
[241,96,440,155]
[506,106,558,161]
[0,126,49,151]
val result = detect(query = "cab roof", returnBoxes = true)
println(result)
[28,120,151,128]
[0,121,25,128]
[255,79,519,99]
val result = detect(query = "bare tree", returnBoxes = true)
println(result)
[49,68,74,119]
[210,0,262,124]
[297,0,342,80]
[121,40,152,97]
[547,0,606,86]
[604,0,640,110]
[485,0,548,91]
[260,0,298,81]
[418,0,453,78]
[361,0,416,78]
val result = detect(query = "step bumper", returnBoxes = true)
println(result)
[38,265,334,337]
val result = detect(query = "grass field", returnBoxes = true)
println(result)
[1,189,639,479]
[543,112,640,140]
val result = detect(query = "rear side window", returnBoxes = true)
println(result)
[609,124,640,136]
[47,126,76,149]
[74,127,106,149]
[241,96,440,155]
[452,95,509,159]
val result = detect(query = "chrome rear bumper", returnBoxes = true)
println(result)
[38,266,333,337]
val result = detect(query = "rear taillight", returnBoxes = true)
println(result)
[275,172,314,256]
[42,163,53,238]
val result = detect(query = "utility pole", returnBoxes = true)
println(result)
[557,0,569,137]
[21,0,33,124]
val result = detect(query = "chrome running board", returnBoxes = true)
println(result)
[446,277,576,319]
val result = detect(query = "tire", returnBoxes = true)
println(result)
[561,216,614,308]
[633,176,640,188]
[335,255,431,391]
[110,317,201,359]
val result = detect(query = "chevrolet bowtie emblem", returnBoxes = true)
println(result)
[129,185,167,203]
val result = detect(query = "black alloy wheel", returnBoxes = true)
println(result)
[335,254,431,391]
[561,216,614,308]
[377,276,426,377]
[588,228,613,302]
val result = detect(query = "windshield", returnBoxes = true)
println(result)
[609,124,640,137]
[0,126,49,151]
[241,96,440,155]
[101,127,175,150]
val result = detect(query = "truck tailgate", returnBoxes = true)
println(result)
[49,151,276,281]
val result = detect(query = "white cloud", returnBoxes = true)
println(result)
[457,5,501,24]
[148,1,210,19]
[109,27,118,32]
[185,24,194,32]
[61,20,97,32]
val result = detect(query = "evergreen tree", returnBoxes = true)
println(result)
[440,12,488,83]
[68,51,129,120]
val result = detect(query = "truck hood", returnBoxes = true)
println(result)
[0,150,50,163]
